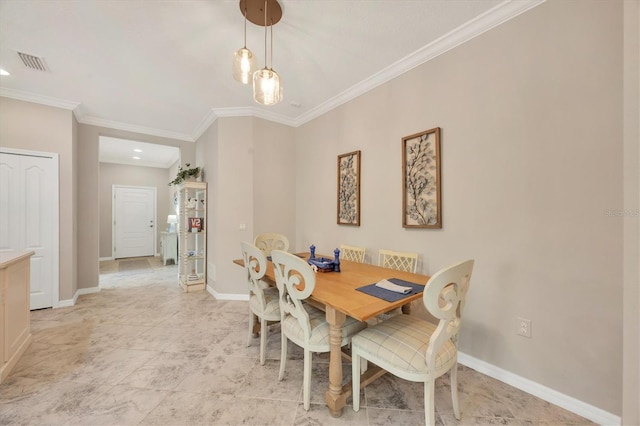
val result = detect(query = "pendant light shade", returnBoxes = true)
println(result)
[232,8,256,84]
[233,47,256,84]
[253,68,281,105]
[253,1,282,105]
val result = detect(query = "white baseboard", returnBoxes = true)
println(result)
[57,299,74,308]
[457,352,621,426]
[99,256,114,261]
[206,285,249,301]
[56,286,100,308]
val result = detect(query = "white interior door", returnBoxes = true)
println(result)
[0,150,58,310]
[113,186,156,259]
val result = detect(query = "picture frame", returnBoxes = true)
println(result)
[337,150,361,226]
[402,127,441,228]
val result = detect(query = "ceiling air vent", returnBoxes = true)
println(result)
[17,51,48,72]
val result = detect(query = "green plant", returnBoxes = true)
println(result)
[169,163,202,186]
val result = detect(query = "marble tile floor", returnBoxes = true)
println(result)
[0,257,594,426]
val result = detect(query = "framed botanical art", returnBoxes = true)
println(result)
[337,150,361,226]
[402,127,441,228]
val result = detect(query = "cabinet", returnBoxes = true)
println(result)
[160,232,178,265]
[1,250,34,384]
[177,181,207,292]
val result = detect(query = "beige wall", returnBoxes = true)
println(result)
[199,116,296,296]
[253,118,296,241]
[167,158,181,213]
[77,123,195,289]
[623,0,640,424]
[207,117,253,295]
[294,0,624,415]
[71,111,78,298]
[0,97,77,301]
[98,163,174,258]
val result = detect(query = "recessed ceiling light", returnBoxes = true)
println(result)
[0,69,10,76]
[132,156,141,160]
[133,149,142,153]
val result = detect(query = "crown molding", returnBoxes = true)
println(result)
[0,87,80,110]
[251,107,297,127]
[192,107,255,141]
[192,106,297,140]
[212,106,254,118]
[294,0,546,127]
[191,108,220,141]
[211,106,296,127]
[2,0,545,137]
[0,87,192,141]
[77,115,194,142]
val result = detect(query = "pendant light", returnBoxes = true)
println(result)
[232,7,256,84]
[252,0,282,105]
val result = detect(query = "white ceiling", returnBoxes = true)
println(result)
[0,0,543,146]
[99,136,180,168]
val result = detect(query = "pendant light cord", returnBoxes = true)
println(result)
[263,0,268,69]
[243,7,247,48]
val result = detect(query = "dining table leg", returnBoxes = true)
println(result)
[325,306,348,417]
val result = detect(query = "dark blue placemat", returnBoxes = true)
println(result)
[356,278,425,302]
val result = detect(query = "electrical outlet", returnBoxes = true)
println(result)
[517,317,532,338]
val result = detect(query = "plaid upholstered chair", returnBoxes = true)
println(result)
[240,241,281,366]
[339,244,366,263]
[254,232,289,257]
[351,259,475,426]
[271,250,367,411]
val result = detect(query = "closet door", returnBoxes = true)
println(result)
[0,151,58,309]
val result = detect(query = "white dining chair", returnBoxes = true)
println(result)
[376,248,420,320]
[271,250,367,411]
[378,248,419,273]
[340,244,366,263]
[254,232,290,257]
[240,241,281,365]
[351,259,474,426]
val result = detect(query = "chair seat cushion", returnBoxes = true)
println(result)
[351,314,456,375]
[282,304,366,349]
[250,287,280,320]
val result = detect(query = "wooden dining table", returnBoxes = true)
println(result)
[233,252,431,417]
